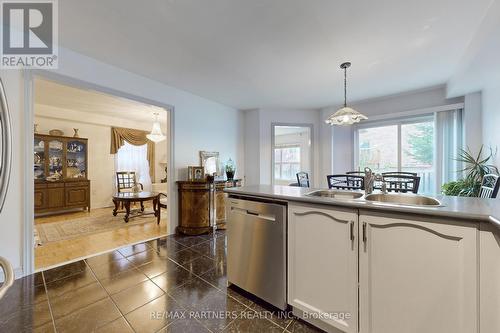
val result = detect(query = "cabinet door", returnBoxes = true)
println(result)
[359,213,478,333]
[34,136,46,180]
[215,190,227,223]
[48,140,64,180]
[47,187,65,208]
[66,140,87,179]
[479,222,500,333]
[288,204,358,333]
[65,187,88,206]
[34,189,47,209]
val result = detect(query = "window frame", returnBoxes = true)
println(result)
[274,144,301,182]
[271,123,314,186]
[353,114,435,186]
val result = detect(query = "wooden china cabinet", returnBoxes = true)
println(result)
[34,134,90,215]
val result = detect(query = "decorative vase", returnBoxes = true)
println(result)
[132,183,141,193]
[73,128,79,138]
[49,129,64,136]
[225,158,236,180]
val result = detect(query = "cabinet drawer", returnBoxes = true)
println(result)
[47,182,64,188]
[65,181,89,188]
[35,183,47,190]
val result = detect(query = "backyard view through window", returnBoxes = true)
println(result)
[357,117,435,193]
[274,146,301,181]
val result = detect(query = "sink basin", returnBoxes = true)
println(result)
[306,190,364,199]
[364,193,441,206]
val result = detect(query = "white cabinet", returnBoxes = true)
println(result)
[479,222,500,333]
[288,203,358,333]
[359,212,479,333]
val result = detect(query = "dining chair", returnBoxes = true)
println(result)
[479,174,500,199]
[382,174,420,194]
[116,171,143,193]
[327,174,364,190]
[296,172,310,188]
[116,171,144,209]
[152,182,168,209]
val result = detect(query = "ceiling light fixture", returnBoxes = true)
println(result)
[325,62,368,126]
[146,112,166,143]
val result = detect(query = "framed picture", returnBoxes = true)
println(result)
[200,151,220,176]
[188,166,205,181]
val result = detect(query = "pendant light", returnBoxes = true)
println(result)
[325,62,368,126]
[146,112,166,143]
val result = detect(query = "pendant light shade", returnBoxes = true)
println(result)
[325,62,368,126]
[146,112,166,143]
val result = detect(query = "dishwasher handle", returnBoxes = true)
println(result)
[230,206,277,222]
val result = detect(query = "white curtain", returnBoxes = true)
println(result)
[435,108,464,192]
[115,142,152,191]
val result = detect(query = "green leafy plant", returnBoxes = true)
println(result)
[442,146,498,197]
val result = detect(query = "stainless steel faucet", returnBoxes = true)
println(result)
[364,167,387,194]
[364,167,375,194]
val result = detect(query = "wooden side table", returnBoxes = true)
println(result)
[176,179,242,235]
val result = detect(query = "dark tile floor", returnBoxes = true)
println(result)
[0,230,323,333]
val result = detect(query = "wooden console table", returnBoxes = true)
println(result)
[177,179,242,235]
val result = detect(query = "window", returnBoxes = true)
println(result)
[115,142,152,191]
[272,125,312,185]
[355,116,435,194]
[274,145,301,182]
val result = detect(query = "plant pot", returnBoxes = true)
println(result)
[226,171,234,180]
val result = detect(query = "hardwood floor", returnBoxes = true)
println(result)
[35,206,168,270]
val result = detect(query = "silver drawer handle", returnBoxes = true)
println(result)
[0,78,12,213]
[0,256,14,300]
[231,207,276,222]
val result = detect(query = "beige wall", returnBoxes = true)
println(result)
[35,105,167,209]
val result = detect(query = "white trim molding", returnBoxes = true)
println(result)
[361,103,465,123]
[22,70,176,277]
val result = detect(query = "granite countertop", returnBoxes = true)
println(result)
[225,185,500,229]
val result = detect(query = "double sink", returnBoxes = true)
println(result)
[306,190,441,207]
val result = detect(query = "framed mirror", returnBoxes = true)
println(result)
[0,79,12,213]
[200,151,220,176]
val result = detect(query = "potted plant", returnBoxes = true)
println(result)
[225,159,236,180]
[442,146,498,197]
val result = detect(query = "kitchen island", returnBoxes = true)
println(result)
[225,185,500,333]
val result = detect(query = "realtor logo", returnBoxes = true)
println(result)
[1,0,58,68]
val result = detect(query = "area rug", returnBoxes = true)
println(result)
[36,211,160,244]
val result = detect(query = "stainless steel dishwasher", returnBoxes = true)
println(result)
[226,196,287,310]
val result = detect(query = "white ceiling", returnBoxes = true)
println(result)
[59,0,493,109]
[34,78,167,123]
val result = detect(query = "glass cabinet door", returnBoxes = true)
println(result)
[48,140,63,180]
[34,137,46,180]
[66,140,86,179]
